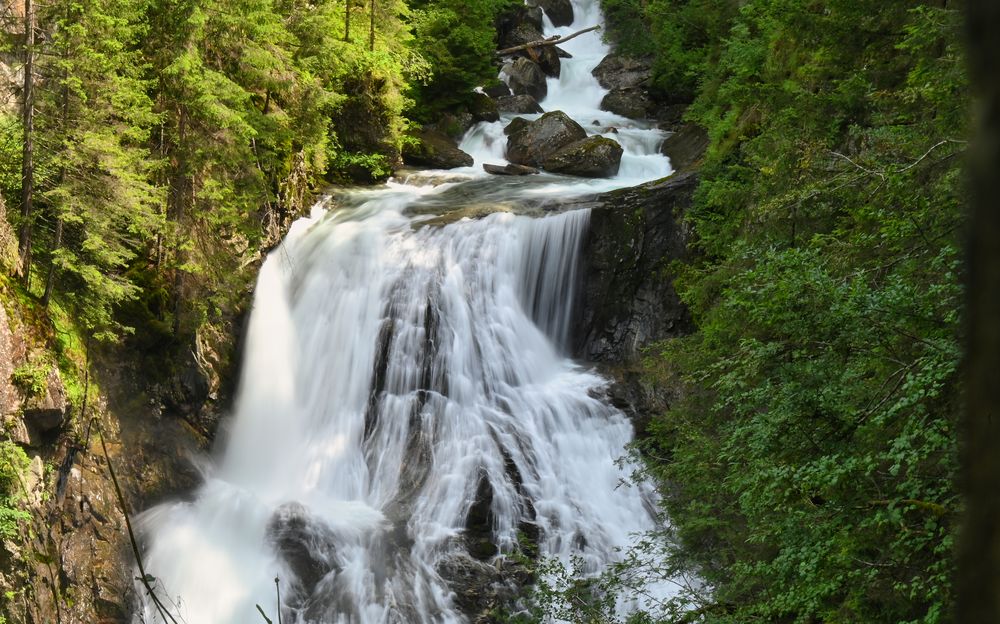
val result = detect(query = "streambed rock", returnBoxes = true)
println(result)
[499,18,561,77]
[601,88,654,119]
[591,54,652,90]
[537,0,574,27]
[503,57,548,101]
[402,128,474,169]
[496,94,544,114]
[505,110,587,167]
[541,135,623,177]
[483,163,539,175]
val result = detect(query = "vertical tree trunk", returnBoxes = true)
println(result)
[369,0,375,51]
[17,0,35,285]
[959,1,1000,622]
[42,219,62,307]
[344,0,351,42]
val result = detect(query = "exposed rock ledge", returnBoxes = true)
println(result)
[574,171,698,364]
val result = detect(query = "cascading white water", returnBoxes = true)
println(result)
[136,2,682,622]
[136,189,673,624]
[457,0,673,188]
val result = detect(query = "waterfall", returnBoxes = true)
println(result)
[136,2,680,622]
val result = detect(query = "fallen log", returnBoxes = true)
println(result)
[496,25,599,57]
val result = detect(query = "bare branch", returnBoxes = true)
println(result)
[496,25,599,57]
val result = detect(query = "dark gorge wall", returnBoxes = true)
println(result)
[575,171,697,364]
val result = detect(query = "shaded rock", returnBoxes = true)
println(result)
[465,472,497,561]
[601,88,654,119]
[496,94,544,115]
[22,367,69,439]
[503,57,547,101]
[554,46,572,58]
[498,3,543,35]
[500,19,561,78]
[592,54,652,90]
[431,112,476,140]
[483,83,512,99]
[660,122,710,171]
[537,0,573,27]
[267,502,339,595]
[483,163,539,176]
[470,92,500,123]
[541,135,623,177]
[574,172,698,362]
[505,110,587,167]
[503,116,531,137]
[402,128,474,169]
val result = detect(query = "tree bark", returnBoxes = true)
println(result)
[17,0,35,285]
[496,25,599,57]
[368,0,375,51]
[344,0,351,42]
[959,1,1000,622]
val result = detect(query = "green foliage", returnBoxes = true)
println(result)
[595,0,968,622]
[10,363,48,399]
[0,442,30,541]
[407,0,517,119]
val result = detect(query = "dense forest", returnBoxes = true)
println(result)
[575,1,965,622]
[0,0,975,621]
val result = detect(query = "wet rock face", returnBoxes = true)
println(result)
[660,122,710,171]
[500,20,561,77]
[537,0,574,27]
[503,57,548,101]
[402,128,474,170]
[505,110,587,167]
[496,94,544,115]
[541,135,624,178]
[575,172,697,363]
[600,88,654,119]
[470,92,500,123]
[591,54,652,91]
[267,502,339,597]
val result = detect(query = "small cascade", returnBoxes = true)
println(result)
[460,0,672,187]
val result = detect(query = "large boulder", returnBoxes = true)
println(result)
[498,3,544,36]
[500,20,560,77]
[402,128,474,169]
[505,110,587,167]
[591,54,652,90]
[469,92,499,123]
[503,57,548,101]
[541,135,624,177]
[267,502,339,597]
[660,122,710,171]
[600,88,654,119]
[496,94,544,114]
[574,172,697,362]
[537,0,574,27]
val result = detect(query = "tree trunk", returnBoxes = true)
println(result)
[42,218,62,307]
[959,1,1000,622]
[344,0,351,42]
[369,0,375,51]
[17,0,35,285]
[171,106,189,337]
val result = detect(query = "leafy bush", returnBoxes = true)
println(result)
[11,364,48,400]
[0,442,30,540]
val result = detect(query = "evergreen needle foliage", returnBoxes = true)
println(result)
[598,0,968,622]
